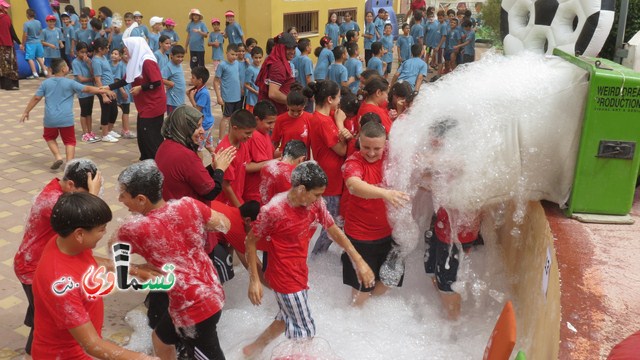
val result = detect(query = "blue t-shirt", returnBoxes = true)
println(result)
[110,61,131,104]
[313,48,334,80]
[225,23,244,45]
[161,61,186,107]
[327,63,348,85]
[24,20,42,44]
[187,21,208,51]
[74,28,93,45]
[424,21,442,48]
[148,32,160,51]
[70,13,80,30]
[42,28,64,58]
[396,35,414,62]
[137,24,150,39]
[367,56,384,76]
[410,23,424,45]
[208,32,224,60]
[364,22,375,50]
[397,57,428,90]
[110,32,123,52]
[292,55,313,86]
[35,77,86,128]
[238,60,247,96]
[381,34,394,63]
[446,27,461,50]
[103,17,112,30]
[129,26,145,39]
[245,64,260,107]
[325,23,340,47]
[160,29,180,43]
[345,57,362,95]
[92,55,114,86]
[154,50,169,71]
[195,87,214,130]
[71,57,94,99]
[374,17,385,41]
[339,21,360,38]
[215,60,241,102]
[464,30,476,56]
[63,26,75,56]
[54,13,61,29]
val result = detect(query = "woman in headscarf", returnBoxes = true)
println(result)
[155,105,236,206]
[108,37,166,160]
[256,32,297,114]
[0,0,19,91]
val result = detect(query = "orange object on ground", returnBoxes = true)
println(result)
[483,300,517,360]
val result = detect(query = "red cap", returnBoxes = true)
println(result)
[45,14,56,22]
[89,8,96,18]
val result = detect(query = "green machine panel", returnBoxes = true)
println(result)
[554,49,640,216]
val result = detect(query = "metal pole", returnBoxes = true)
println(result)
[613,0,629,63]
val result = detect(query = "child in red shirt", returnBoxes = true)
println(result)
[305,80,353,254]
[32,192,155,360]
[13,159,101,356]
[243,100,277,203]
[243,161,375,358]
[272,90,313,158]
[214,109,256,207]
[342,122,409,306]
[357,76,392,133]
[260,139,307,205]
[115,160,231,360]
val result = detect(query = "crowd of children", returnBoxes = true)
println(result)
[14,4,485,359]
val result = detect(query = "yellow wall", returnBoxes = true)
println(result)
[8,0,29,33]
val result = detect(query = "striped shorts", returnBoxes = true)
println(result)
[274,289,316,339]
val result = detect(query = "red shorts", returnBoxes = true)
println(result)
[43,126,76,146]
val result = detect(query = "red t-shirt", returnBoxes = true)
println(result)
[131,60,166,118]
[252,193,335,293]
[258,61,295,114]
[14,178,63,284]
[215,135,250,206]
[116,197,224,327]
[272,111,312,156]
[32,239,103,359]
[156,139,216,205]
[260,160,295,205]
[357,102,393,134]
[243,130,275,203]
[342,151,392,240]
[434,208,480,244]
[308,111,345,196]
[210,200,250,253]
[411,0,427,11]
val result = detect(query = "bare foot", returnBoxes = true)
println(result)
[242,342,264,358]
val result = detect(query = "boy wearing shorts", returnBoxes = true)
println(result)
[42,15,64,75]
[14,159,101,357]
[187,66,216,157]
[21,59,112,169]
[21,9,46,79]
[243,100,277,204]
[214,43,242,139]
[341,122,409,306]
[243,161,375,358]
[161,45,186,114]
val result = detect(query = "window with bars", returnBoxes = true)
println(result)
[328,8,358,25]
[283,11,319,36]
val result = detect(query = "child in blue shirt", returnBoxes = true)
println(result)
[374,9,386,41]
[396,23,414,64]
[187,66,216,157]
[244,46,263,113]
[327,45,350,87]
[110,48,135,139]
[73,15,93,54]
[381,24,394,78]
[292,38,314,87]
[91,37,120,143]
[236,43,248,103]
[154,35,171,71]
[72,42,98,143]
[224,11,245,45]
[21,59,109,169]
[313,36,334,81]
[208,18,225,84]
[344,42,364,95]
[455,20,476,64]
[185,9,208,69]
[148,16,163,51]
[410,11,425,47]
[21,10,46,79]
[424,12,441,61]
[160,18,179,46]
[161,45,187,114]
[325,13,340,49]
[367,42,384,76]
[444,18,461,73]
[214,44,242,139]
[109,21,124,53]
[42,16,65,74]
[391,44,428,91]
[339,12,360,44]
[363,11,375,64]
[60,14,75,65]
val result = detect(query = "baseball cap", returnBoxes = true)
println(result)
[277,32,297,49]
[149,16,163,27]
[50,0,60,7]
[224,10,235,17]
[0,0,10,8]
[133,11,143,17]
[45,14,56,22]
[164,18,176,26]
[189,8,202,17]
[89,8,95,17]
[211,18,220,24]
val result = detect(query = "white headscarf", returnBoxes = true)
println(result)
[122,21,138,39]
[123,37,156,83]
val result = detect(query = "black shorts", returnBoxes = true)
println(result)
[384,61,392,75]
[22,283,34,327]
[78,96,94,117]
[190,51,205,69]
[145,291,169,329]
[119,103,130,114]
[342,235,403,292]
[427,232,483,292]
[222,100,243,118]
[462,54,475,64]
[208,244,234,284]
[97,95,118,126]
[155,310,225,360]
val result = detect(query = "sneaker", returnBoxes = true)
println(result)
[81,133,92,142]
[27,74,38,80]
[43,69,49,77]
[89,132,101,141]
[108,130,122,138]
[101,134,119,143]
[121,130,137,139]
